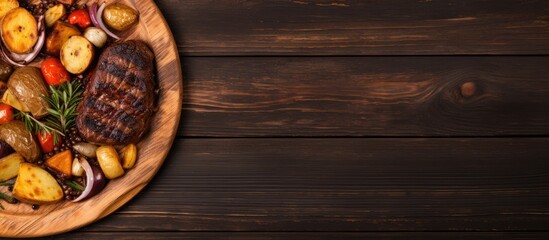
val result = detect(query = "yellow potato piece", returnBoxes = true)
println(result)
[0,153,23,182]
[97,145,125,179]
[1,7,38,54]
[12,163,63,204]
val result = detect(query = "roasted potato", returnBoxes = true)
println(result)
[0,153,23,181]
[44,4,65,28]
[102,3,138,31]
[60,35,94,74]
[0,0,18,21]
[46,21,80,56]
[96,145,124,179]
[12,163,63,204]
[1,88,28,112]
[7,67,50,117]
[120,144,137,169]
[0,121,41,162]
[1,7,38,54]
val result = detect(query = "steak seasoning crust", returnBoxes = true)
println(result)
[76,40,156,145]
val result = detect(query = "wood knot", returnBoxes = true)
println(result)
[460,82,476,98]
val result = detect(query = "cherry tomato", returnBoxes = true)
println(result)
[0,103,13,124]
[68,9,92,28]
[41,57,71,86]
[38,131,62,153]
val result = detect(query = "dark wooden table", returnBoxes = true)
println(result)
[58,0,549,239]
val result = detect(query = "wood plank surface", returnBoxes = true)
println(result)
[180,57,549,137]
[56,232,549,239]
[76,138,549,232]
[156,0,549,55]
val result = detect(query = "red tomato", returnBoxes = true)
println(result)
[38,131,62,153]
[41,57,71,86]
[68,9,91,28]
[0,103,13,124]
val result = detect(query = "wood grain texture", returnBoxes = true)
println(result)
[156,0,549,55]
[180,57,549,137]
[0,0,182,237]
[77,138,549,232]
[56,232,549,239]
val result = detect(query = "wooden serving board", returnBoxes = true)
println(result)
[0,0,182,237]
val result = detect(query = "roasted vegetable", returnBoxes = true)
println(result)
[0,102,13,124]
[120,144,137,169]
[72,142,97,158]
[60,35,94,74]
[1,88,27,112]
[0,121,41,162]
[37,131,61,153]
[1,7,38,54]
[0,152,22,181]
[44,4,65,28]
[96,145,124,179]
[7,67,50,117]
[12,163,63,204]
[41,57,70,86]
[83,27,107,48]
[45,149,72,177]
[0,0,18,20]
[46,21,80,56]
[102,3,138,31]
[68,9,91,28]
[72,157,83,176]
[0,60,13,81]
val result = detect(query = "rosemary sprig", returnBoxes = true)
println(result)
[16,111,64,138]
[44,81,83,134]
[17,81,83,143]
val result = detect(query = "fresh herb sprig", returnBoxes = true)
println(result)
[44,81,83,134]
[17,81,83,143]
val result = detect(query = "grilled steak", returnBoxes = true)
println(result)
[76,40,156,145]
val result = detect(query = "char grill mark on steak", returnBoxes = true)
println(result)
[83,116,131,143]
[84,97,138,127]
[98,61,146,91]
[76,40,156,145]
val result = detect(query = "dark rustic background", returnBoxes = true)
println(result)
[59,0,549,238]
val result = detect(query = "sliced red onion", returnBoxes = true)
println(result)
[72,158,106,202]
[0,15,46,66]
[96,2,120,40]
[89,3,100,27]
[72,158,94,202]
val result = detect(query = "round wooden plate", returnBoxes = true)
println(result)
[0,0,182,237]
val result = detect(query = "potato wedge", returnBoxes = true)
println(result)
[46,21,80,56]
[0,153,23,181]
[120,144,137,169]
[0,121,41,162]
[96,145,124,179]
[0,0,18,21]
[1,88,29,112]
[45,4,65,28]
[12,163,63,204]
[45,150,72,177]
[60,35,94,74]
[1,7,38,54]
